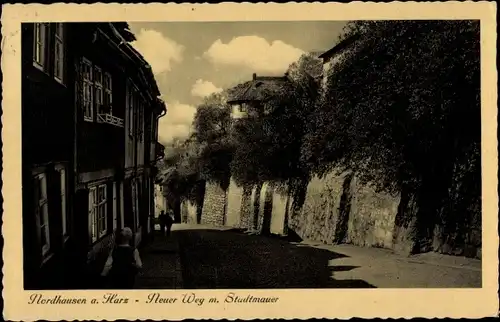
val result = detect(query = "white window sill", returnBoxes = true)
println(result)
[32,61,46,73]
[40,251,54,267]
[54,76,66,87]
[84,117,93,122]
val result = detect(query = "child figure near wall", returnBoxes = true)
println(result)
[101,227,143,289]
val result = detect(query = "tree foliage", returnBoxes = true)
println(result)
[231,53,322,188]
[156,21,480,250]
[304,20,480,191]
[190,91,234,190]
[157,138,204,204]
[302,20,480,247]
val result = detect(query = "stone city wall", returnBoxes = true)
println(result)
[200,182,227,226]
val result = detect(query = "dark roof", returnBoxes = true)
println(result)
[227,75,290,104]
[111,22,136,42]
[103,23,162,101]
[125,44,162,98]
[318,33,361,61]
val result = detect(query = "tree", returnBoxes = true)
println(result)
[191,91,234,190]
[157,138,204,206]
[230,53,322,188]
[227,53,322,234]
[302,21,480,253]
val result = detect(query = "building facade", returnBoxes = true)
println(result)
[318,34,360,89]
[22,22,166,289]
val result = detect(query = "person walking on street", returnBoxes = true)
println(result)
[101,227,143,289]
[159,210,167,236]
[165,208,174,237]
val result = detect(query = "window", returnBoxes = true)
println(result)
[128,88,135,137]
[133,94,140,137]
[130,179,142,230]
[132,180,140,230]
[239,104,248,113]
[33,23,47,70]
[89,184,107,243]
[34,174,50,256]
[54,23,65,82]
[131,180,137,228]
[104,72,113,113]
[138,102,144,142]
[94,67,103,114]
[59,169,69,239]
[82,58,94,121]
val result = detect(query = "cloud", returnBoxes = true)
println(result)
[158,101,196,144]
[130,29,184,75]
[191,79,223,98]
[203,36,305,74]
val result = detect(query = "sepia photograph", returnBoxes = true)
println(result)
[21,18,483,290]
[2,2,498,320]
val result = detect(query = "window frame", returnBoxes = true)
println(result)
[34,173,50,256]
[33,23,48,71]
[131,179,140,230]
[138,101,144,142]
[82,57,94,122]
[53,23,65,84]
[58,168,69,241]
[94,66,104,115]
[136,179,141,230]
[104,72,113,114]
[128,86,136,137]
[89,184,108,243]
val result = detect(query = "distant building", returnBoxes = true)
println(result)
[22,22,166,289]
[227,73,291,119]
[318,34,361,88]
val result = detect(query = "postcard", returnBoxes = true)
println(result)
[2,2,498,320]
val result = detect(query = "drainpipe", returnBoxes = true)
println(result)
[149,102,167,236]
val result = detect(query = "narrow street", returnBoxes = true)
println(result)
[137,224,481,289]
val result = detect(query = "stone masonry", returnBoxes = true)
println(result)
[201,182,227,226]
[197,169,480,259]
[226,179,244,228]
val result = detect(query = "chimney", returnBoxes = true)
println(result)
[252,73,257,80]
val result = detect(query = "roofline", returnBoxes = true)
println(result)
[227,98,252,104]
[228,74,291,103]
[254,76,288,81]
[107,23,162,99]
[318,33,361,60]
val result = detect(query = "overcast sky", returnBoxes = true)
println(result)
[127,21,347,145]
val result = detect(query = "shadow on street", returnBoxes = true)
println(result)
[177,229,376,289]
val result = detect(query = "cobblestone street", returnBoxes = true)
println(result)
[135,232,183,289]
[178,227,375,289]
[179,225,482,289]
[136,224,481,289]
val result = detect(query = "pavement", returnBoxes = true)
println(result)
[298,241,481,288]
[134,223,481,289]
[135,230,183,289]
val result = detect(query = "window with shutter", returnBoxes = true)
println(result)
[33,23,48,70]
[34,173,50,256]
[95,67,104,114]
[104,72,113,113]
[82,57,94,122]
[59,168,69,239]
[54,23,65,83]
[89,184,108,243]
